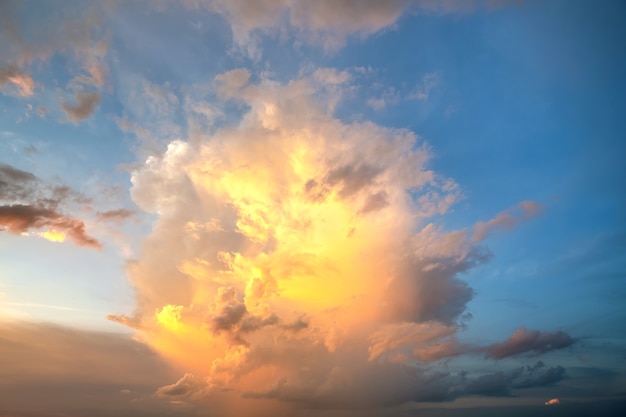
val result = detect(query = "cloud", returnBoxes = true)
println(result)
[110,70,471,407]
[214,68,251,97]
[62,91,101,123]
[545,398,560,406]
[106,313,144,330]
[0,162,101,248]
[472,200,544,242]
[0,163,38,198]
[96,208,135,224]
[176,0,517,58]
[156,373,204,397]
[366,86,399,110]
[367,321,459,362]
[0,321,177,416]
[0,0,109,119]
[197,0,409,55]
[485,327,576,359]
[408,72,440,101]
[464,371,510,396]
[0,1,108,66]
[0,204,101,248]
[0,64,35,96]
[2,320,571,417]
[103,69,546,415]
[463,365,567,397]
[512,365,566,388]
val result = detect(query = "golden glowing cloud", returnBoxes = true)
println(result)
[112,70,496,412]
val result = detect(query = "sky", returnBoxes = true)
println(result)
[0,1,625,416]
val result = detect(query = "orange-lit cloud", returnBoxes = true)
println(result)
[0,204,101,248]
[0,65,35,96]
[545,398,560,406]
[0,163,101,249]
[106,70,537,412]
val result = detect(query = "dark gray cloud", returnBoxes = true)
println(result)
[0,64,35,95]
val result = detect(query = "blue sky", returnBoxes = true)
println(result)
[0,1,625,416]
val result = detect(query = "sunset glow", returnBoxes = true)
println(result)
[1,1,625,416]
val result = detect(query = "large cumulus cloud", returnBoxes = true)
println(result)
[105,69,572,415]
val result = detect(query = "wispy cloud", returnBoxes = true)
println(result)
[0,64,35,96]
[96,208,135,224]
[176,0,518,58]
[485,327,576,359]
[0,0,109,119]
[472,200,544,242]
[408,72,440,101]
[0,163,101,248]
